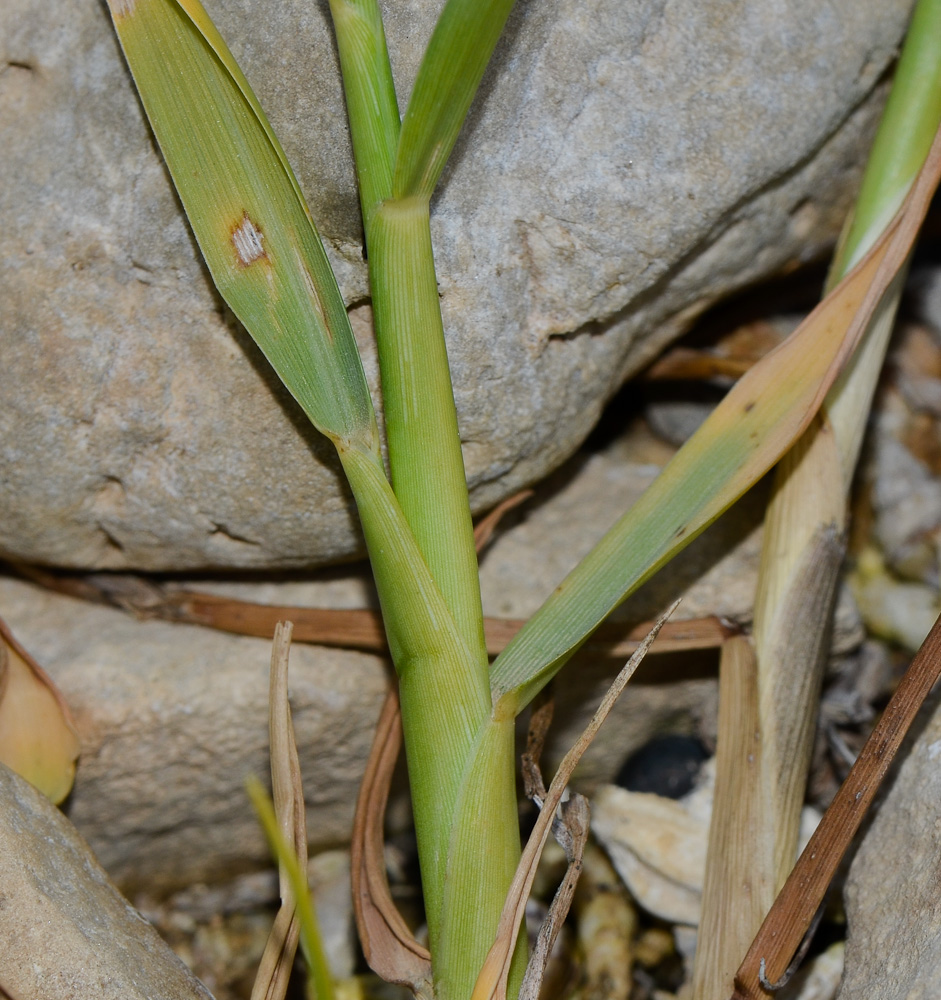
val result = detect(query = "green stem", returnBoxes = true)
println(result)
[825,0,941,479]
[834,0,941,278]
[370,196,489,672]
[327,0,400,232]
[338,445,491,959]
[330,5,523,993]
[437,716,527,1000]
[330,0,488,674]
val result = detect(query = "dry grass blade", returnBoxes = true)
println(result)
[750,420,848,878]
[178,595,388,652]
[471,601,680,1000]
[251,622,307,1000]
[168,593,729,660]
[517,687,590,998]
[10,564,730,659]
[518,792,590,1000]
[0,615,80,805]
[351,688,434,997]
[692,636,775,1000]
[252,906,300,1000]
[520,691,555,802]
[730,610,941,999]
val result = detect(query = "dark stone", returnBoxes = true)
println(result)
[615,734,709,799]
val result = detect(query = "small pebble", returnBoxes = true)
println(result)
[615,735,710,800]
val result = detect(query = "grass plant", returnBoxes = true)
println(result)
[102,2,941,998]
[693,4,941,996]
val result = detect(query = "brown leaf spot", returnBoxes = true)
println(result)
[108,0,137,19]
[232,213,268,266]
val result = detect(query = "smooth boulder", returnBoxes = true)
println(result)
[837,695,941,1000]
[0,0,914,569]
[0,762,215,1000]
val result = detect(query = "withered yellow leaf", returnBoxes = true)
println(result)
[0,618,80,805]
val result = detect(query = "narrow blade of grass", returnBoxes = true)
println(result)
[834,0,941,276]
[489,123,941,716]
[248,776,336,1000]
[108,0,378,451]
[393,0,517,199]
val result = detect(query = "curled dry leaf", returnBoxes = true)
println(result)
[472,601,680,1000]
[0,615,79,804]
[351,688,434,998]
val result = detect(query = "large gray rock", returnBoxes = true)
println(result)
[837,696,941,1000]
[0,0,913,570]
[0,573,390,894]
[0,761,215,1000]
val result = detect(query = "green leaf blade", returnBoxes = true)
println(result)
[109,0,378,451]
[489,140,941,715]
[393,0,517,199]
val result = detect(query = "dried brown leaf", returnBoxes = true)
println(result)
[351,688,434,997]
[11,563,732,660]
[518,792,590,1000]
